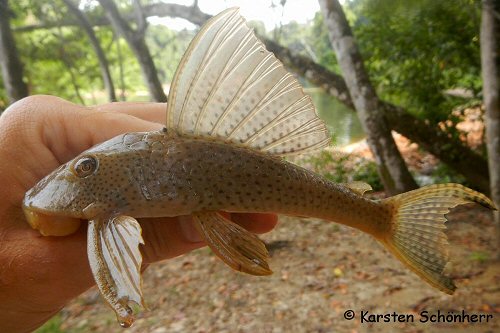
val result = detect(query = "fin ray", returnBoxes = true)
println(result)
[88,215,145,328]
[192,211,272,276]
[166,8,330,155]
[379,183,496,294]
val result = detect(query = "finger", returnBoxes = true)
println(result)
[139,213,278,264]
[2,97,165,161]
[139,216,205,264]
[230,213,278,234]
[92,102,166,124]
[1,96,163,181]
[48,101,164,162]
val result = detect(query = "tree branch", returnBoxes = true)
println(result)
[98,0,166,102]
[132,0,147,37]
[63,0,116,102]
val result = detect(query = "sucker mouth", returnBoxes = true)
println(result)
[23,205,83,236]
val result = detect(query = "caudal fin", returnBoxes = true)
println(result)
[379,183,496,294]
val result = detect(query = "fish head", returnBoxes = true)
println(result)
[22,133,146,235]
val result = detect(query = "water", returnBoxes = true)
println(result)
[306,88,365,146]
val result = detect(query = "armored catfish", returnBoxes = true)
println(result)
[22,8,496,328]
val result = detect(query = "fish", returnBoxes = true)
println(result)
[22,8,495,328]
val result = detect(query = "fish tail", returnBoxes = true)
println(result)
[379,183,496,294]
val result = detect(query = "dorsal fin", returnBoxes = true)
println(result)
[166,8,330,156]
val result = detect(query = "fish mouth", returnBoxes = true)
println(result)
[23,205,83,237]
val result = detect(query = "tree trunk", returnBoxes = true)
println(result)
[481,0,500,258]
[319,0,417,195]
[0,0,28,103]
[98,0,167,102]
[63,0,116,102]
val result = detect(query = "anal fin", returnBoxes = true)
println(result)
[88,215,145,328]
[192,212,272,276]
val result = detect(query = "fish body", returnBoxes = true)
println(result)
[22,8,496,328]
[24,129,390,234]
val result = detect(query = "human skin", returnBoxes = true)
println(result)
[0,95,277,333]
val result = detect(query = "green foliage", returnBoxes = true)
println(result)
[1,0,483,134]
[1,0,193,105]
[430,162,466,185]
[248,20,267,37]
[34,314,63,333]
[352,160,383,191]
[0,76,7,111]
[305,151,383,191]
[309,12,338,73]
[307,151,349,183]
[469,251,489,263]
[350,0,482,123]
[275,12,339,73]
[19,25,104,103]
[146,25,193,84]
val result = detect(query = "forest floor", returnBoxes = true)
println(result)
[39,109,498,333]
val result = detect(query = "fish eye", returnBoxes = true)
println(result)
[72,155,98,178]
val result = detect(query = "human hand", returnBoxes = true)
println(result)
[0,95,277,333]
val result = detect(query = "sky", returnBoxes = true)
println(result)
[148,0,321,31]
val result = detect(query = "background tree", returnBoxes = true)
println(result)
[25,1,110,104]
[348,0,482,123]
[98,0,166,102]
[0,0,28,104]
[319,0,417,194]
[481,0,500,257]
[63,0,116,102]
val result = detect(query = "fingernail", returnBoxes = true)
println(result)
[178,215,203,243]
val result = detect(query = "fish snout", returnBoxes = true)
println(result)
[22,169,89,236]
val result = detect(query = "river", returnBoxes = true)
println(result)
[306,87,365,147]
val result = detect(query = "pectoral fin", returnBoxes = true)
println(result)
[192,212,272,276]
[87,215,145,328]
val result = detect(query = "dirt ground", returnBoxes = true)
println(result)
[52,203,498,333]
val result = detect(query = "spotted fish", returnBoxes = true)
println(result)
[22,8,496,328]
